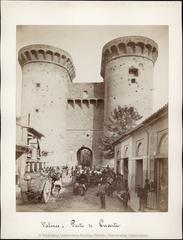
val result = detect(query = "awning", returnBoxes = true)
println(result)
[17,123,45,139]
[16,144,30,160]
[16,144,29,153]
[27,127,45,139]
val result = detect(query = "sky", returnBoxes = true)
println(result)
[16,25,168,116]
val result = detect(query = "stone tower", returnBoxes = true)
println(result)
[18,44,75,166]
[101,36,158,124]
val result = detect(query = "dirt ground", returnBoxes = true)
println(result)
[16,179,133,212]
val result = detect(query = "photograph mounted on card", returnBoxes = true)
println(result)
[1,1,181,239]
[16,25,168,213]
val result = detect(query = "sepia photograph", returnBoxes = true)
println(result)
[16,25,168,212]
[1,1,181,239]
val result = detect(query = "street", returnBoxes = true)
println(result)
[16,176,133,212]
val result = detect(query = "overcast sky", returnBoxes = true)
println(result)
[16,25,168,116]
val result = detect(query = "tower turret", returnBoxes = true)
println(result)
[18,44,75,166]
[101,36,158,123]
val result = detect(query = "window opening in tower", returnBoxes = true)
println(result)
[129,67,139,77]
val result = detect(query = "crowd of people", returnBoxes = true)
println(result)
[40,164,130,209]
[39,164,153,211]
[41,165,125,189]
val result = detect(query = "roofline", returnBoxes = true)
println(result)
[27,127,45,139]
[141,103,168,125]
[112,103,168,146]
[16,123,45,139]
[16,144,29,153]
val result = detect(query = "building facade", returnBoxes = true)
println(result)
[16,120,45,182]
[17,35,161,171]
[113,104,168,211]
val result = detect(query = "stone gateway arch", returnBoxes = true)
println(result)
[77,147,93,168]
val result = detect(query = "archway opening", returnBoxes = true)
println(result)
[155,133,168,211]
[135,143,143,189]
[77,146,93,168]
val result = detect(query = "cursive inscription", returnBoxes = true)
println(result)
[40,218,120,229]
[99,219,120,227]
[41,221,60,228]
[70,219,84,227]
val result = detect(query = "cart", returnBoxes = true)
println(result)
[20,172,52,203]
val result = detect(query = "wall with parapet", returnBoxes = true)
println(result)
[66,82,104,167]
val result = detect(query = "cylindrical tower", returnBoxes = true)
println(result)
[18,44,75,166]
[101,36,158,123]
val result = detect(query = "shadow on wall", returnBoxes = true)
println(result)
[93,82,105,98]
[92,83,104,166]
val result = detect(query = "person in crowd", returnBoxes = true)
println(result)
[70,166,75,178]
[147,180,156,209]
[85,167,90,183]
[116,173,122,193]
[106,165,110,171]
[65,165,69,176]
[138,186,146,211]
[111,168,116,178]
[144,178,150,208]
[106,176,113,197]
[97,178,107,209]
[101,168,107,182]
[121,187,131,208]
[50,167,62,193]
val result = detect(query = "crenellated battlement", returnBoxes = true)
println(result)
[67,98,104,108]
[18,44,75,81]
[101,36,158,78]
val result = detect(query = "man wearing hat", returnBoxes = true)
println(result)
[97,178,107,209]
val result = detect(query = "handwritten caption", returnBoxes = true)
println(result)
[41,219,120,229]
[39,220,149,239]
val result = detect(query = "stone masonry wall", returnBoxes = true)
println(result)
[19,44,75,166]
[66,82,104,167]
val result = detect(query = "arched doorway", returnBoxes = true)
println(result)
[123,146,129,189]
[116,150,120,174]
[155,133,168,211]
[135,142,143,188]
[77,146,92,168]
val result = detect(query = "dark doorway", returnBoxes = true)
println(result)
[136,159,143,187]
[154,158,168,211]
[123,157,129,188]
[116,160,120,174]
[34,162,37,172]
[77,147,92,168]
